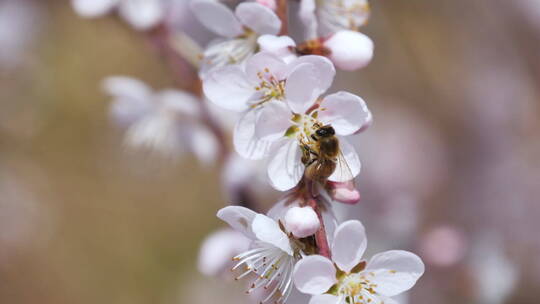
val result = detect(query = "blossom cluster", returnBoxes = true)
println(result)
[71,0,425,303]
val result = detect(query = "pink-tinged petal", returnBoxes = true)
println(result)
[189,125,219,166]
[256,0,277,10]
[331,220,367,273]
[234,110,274,159]
[245,51,288,84]
[217,206,257,239]
[254,102,291,141]
[252,214,293,255]
[156,89,200,117]
[294,255,337,295]
[323,31,374,71]
[118,0,164,30]
[202,65,253,112]
[328,137,360,182]
[267,139,304,191]
[319,91,372,136]
[327,181,361,205]
[103,76,154,126]
[190,0,243,38]
[365,250,425,297]
[287,55,335,94]
[71,0,118,17]
[235,2,281,35]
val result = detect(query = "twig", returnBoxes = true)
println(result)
[307,196,331,258]
[277,0,289,35]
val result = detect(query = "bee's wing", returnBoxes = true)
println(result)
[328,138,361,183]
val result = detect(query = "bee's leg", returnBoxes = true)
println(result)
[301,144,312,165]
[310,134,318,142]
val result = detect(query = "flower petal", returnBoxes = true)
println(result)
[323,31,374,71]
[379,296,400,304]
[331,220,367,273]
[365,250,425,297]
[235,2,281,35]
[267,139,304,191]
[103,76,154,126]
[245,51,288,84]
[309,294,342,304]
[287,55,335,95]
[216,206,257,239]
[190,0,244,38]
[189,125,219,166]
[234,109,274,159]
[118,0,163,30]
[202,65,253,112]
[71,0,118,17]
[252,214,292,255]
[157,89,200,117]
[254,101,291,141]
[258,35,297,63]
[285,59,333,114]
[318,91,372,136]
[328,137,361,182]
[293,255,337,295]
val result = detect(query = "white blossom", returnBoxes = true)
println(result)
[203,52,336,161]
[103,76,218,164]
[71,0,165,30]
[217,206,300,303]
[293,220,425,304]
[191,0,281,74]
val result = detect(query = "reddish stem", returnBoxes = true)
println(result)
[307,197,331,258]
[277,0,289,35]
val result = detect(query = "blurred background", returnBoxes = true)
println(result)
[1,0,539,303]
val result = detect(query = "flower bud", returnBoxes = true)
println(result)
[283,206,320,238]
[328,181,361,205]
[323,30,374,71]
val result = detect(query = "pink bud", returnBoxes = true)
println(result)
[328,181,361,204]
[284,206,320,238]
[323,30,374,71]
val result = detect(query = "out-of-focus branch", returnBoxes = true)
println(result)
[277,0,289,35]
[147,23,228,162]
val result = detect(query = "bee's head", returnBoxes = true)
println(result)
[315,125,335,137]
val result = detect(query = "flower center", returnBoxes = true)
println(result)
[231,242,295,304]
[285,112,322,146]
[336,272,379,304]
[252,68,286,107]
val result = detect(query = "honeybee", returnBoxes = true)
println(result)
[301,124,353,186]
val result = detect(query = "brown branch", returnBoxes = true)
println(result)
[307,196,331,258]
[277,0,289,35]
